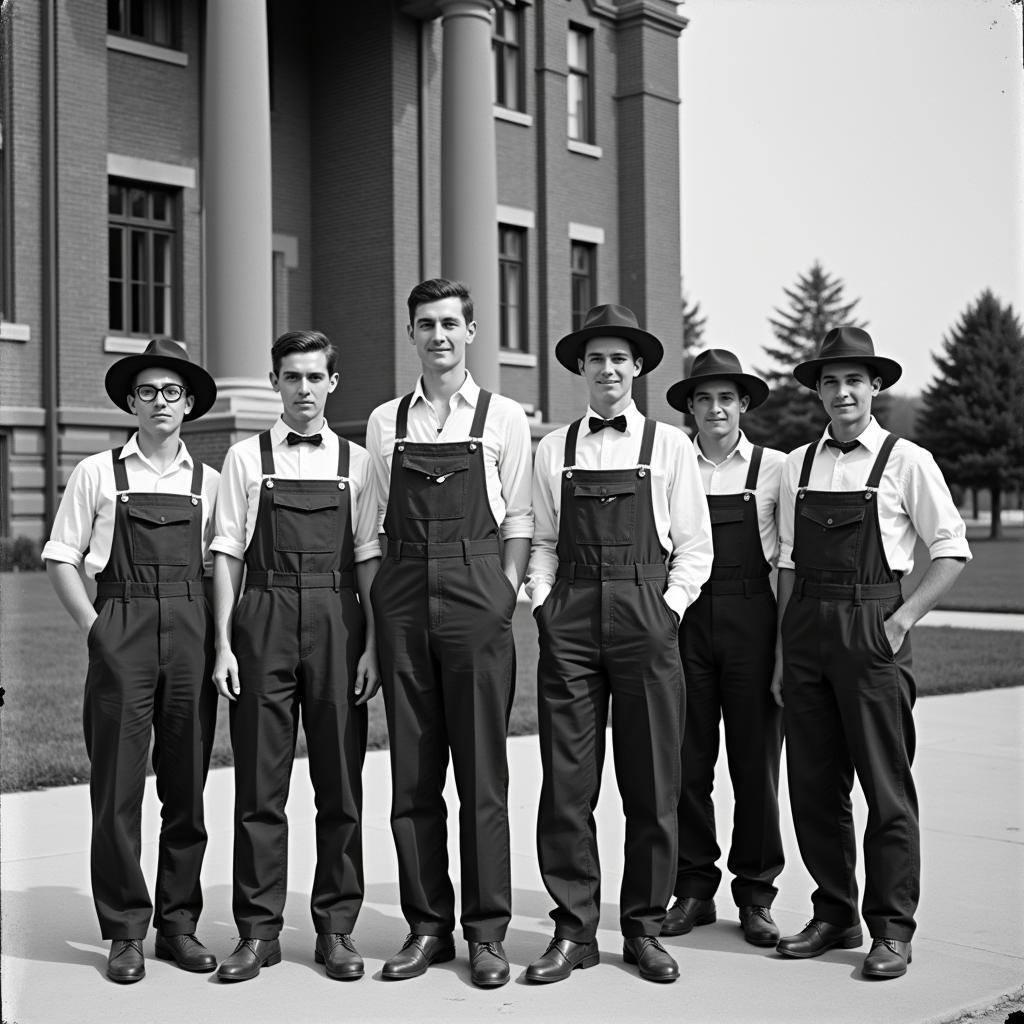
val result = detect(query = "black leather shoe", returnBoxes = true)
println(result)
[862,937,912,978]
[776,919,863,959]
[738,906,780,947]
[622,936,679,983]
[216,938,282,982]
[661,896,716,936]
[525,937,600,983]
[154,933,217,972]
[381,934,456,980]
[107,939,145,983]
[469,940,510,988]
[314,933,364,980]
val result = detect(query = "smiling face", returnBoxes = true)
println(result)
[815,361,881,439]
[269,350,338,432]
[408,296,476,376]
[578,336,641,417]
[127,367,193,441]
[687,378,749,448]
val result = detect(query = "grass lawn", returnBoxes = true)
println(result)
[2,570,1021,792]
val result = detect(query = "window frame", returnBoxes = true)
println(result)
[493,2,526,113]
[107,0,178,49]
[567,24,594,144]
[108,178,180,340]
[570,241,597,333]
[498,224,528,353]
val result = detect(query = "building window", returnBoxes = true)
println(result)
[499,226,527,352]
[107,0,176,47]
[567,25,593,143]
[493,3,525,113]
[571,242,596,331]
[108,179,177,337]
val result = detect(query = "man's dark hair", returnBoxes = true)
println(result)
[271,330,337,376]
[406,279,474,327]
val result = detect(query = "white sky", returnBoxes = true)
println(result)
[678,0,1024,395]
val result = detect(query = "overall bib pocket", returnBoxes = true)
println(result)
[399,451,471,520]
[128,503,192,565]
[272,490,340,553]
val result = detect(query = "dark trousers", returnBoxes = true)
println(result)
[230,587,367,938]
[83,595,216,939]
[782,594,919,941]
[676,589,784,907]
[372,553,516,942]
[536,578,683,940]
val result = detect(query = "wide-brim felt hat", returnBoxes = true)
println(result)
[555,303,664,376]
[104,338,218,421]
[793,326,902,391]
[666,348,770,412]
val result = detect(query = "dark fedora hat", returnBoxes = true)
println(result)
[555,303,664,377]
[666,348,770,412]
[794,326,902,391]
[104,338,218,421]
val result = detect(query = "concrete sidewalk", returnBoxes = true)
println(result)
[2,688,1022,1024]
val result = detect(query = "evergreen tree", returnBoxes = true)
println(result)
[743,261,869,452]
[681,291,707,374]
[918,290,1024,538]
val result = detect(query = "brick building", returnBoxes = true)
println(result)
[0,0,687,540]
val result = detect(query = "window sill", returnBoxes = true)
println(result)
[0,321,30,342]
[104,336,185,355]
[568,140,602,160]
[107,35,188,67]
[499,350,537,368]
[494,107,533,128]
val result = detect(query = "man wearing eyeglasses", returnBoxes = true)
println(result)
[44,339,220,983]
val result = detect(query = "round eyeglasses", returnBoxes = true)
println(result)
[132,384,187,403]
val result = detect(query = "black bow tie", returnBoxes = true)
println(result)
[825,437,860,455]
[286,431,323,447]
[589,415,627,434]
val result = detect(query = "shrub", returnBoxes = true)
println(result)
[0,536,44,572]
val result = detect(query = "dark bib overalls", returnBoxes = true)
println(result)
[370,391,516,942]
[782,433,919,941]
[535,418,684,940]
[229,431,367,939]
[675,446,785,907]
[84,448,215,939]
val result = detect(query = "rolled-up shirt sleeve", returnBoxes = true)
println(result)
[497,404,534,541]
[41,459,97,568]
[663,432,714,619]
[351,447,382,563]
[902,449,972,563]
[210,446,249,561]
[525,433,560,611]
[776,450,801,571]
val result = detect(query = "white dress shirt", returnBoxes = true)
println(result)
[694,430,784,568]
[211,418,381,564]
[42,434,220,578]
[365,371,534,541]
[778,417,972,573]
[527,401,714,619]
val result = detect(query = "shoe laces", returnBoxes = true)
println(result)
[748,906,772,922]
[323,933,354,952]
[635,936,667,954]
[113,939,143,957]
[473,941,501,961]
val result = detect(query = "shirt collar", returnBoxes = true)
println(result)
[271,416,334,445]
[412,370,479,410]
[584,400,641,432]
[121,432,193,471]
[816,415,884,454]
[694,429,751,466]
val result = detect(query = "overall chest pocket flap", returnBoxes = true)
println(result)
[273,490,339,553]
[572,480,638,502]
[799,505,865,530]
[710,506,745,526]
[401,452,471,480]
[272,491,339,514]
[127,504,193,565]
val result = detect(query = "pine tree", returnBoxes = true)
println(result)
[743,262,869,452]
[918,290,1024,538]
[681,291,707,375]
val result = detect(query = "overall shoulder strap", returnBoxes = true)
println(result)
[638,419,657,466]
[797,442,817,489]
[336,436,350,478]
[189,460,203,496]
[469,389,492,438]
[258,430,275,476]
[866,433,899,490]
[395,393,414,440]
[111,447,129,492]
[563,419,583,468]
[744,445,764,491]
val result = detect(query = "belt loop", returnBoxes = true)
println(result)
[332,570,340,593]
[394,539,403,563]
[121,581,131,604]
[634,564,643,586]
[796,577,805,601]
[853,583,862,607]
[462,538,471,565]
[265,569,274,592]
[568,562,576,585]
[186,580,194,602]
[743,579,751,599]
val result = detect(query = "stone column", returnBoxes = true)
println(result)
[201,0,278,419]
[438,0,499,392]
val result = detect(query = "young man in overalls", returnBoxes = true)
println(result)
[772,326,970,978]
[365,279,533,988]
[211,330,381,983]
[44,339,220,983]
[526,304,713,984]
[662,350,786,947]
